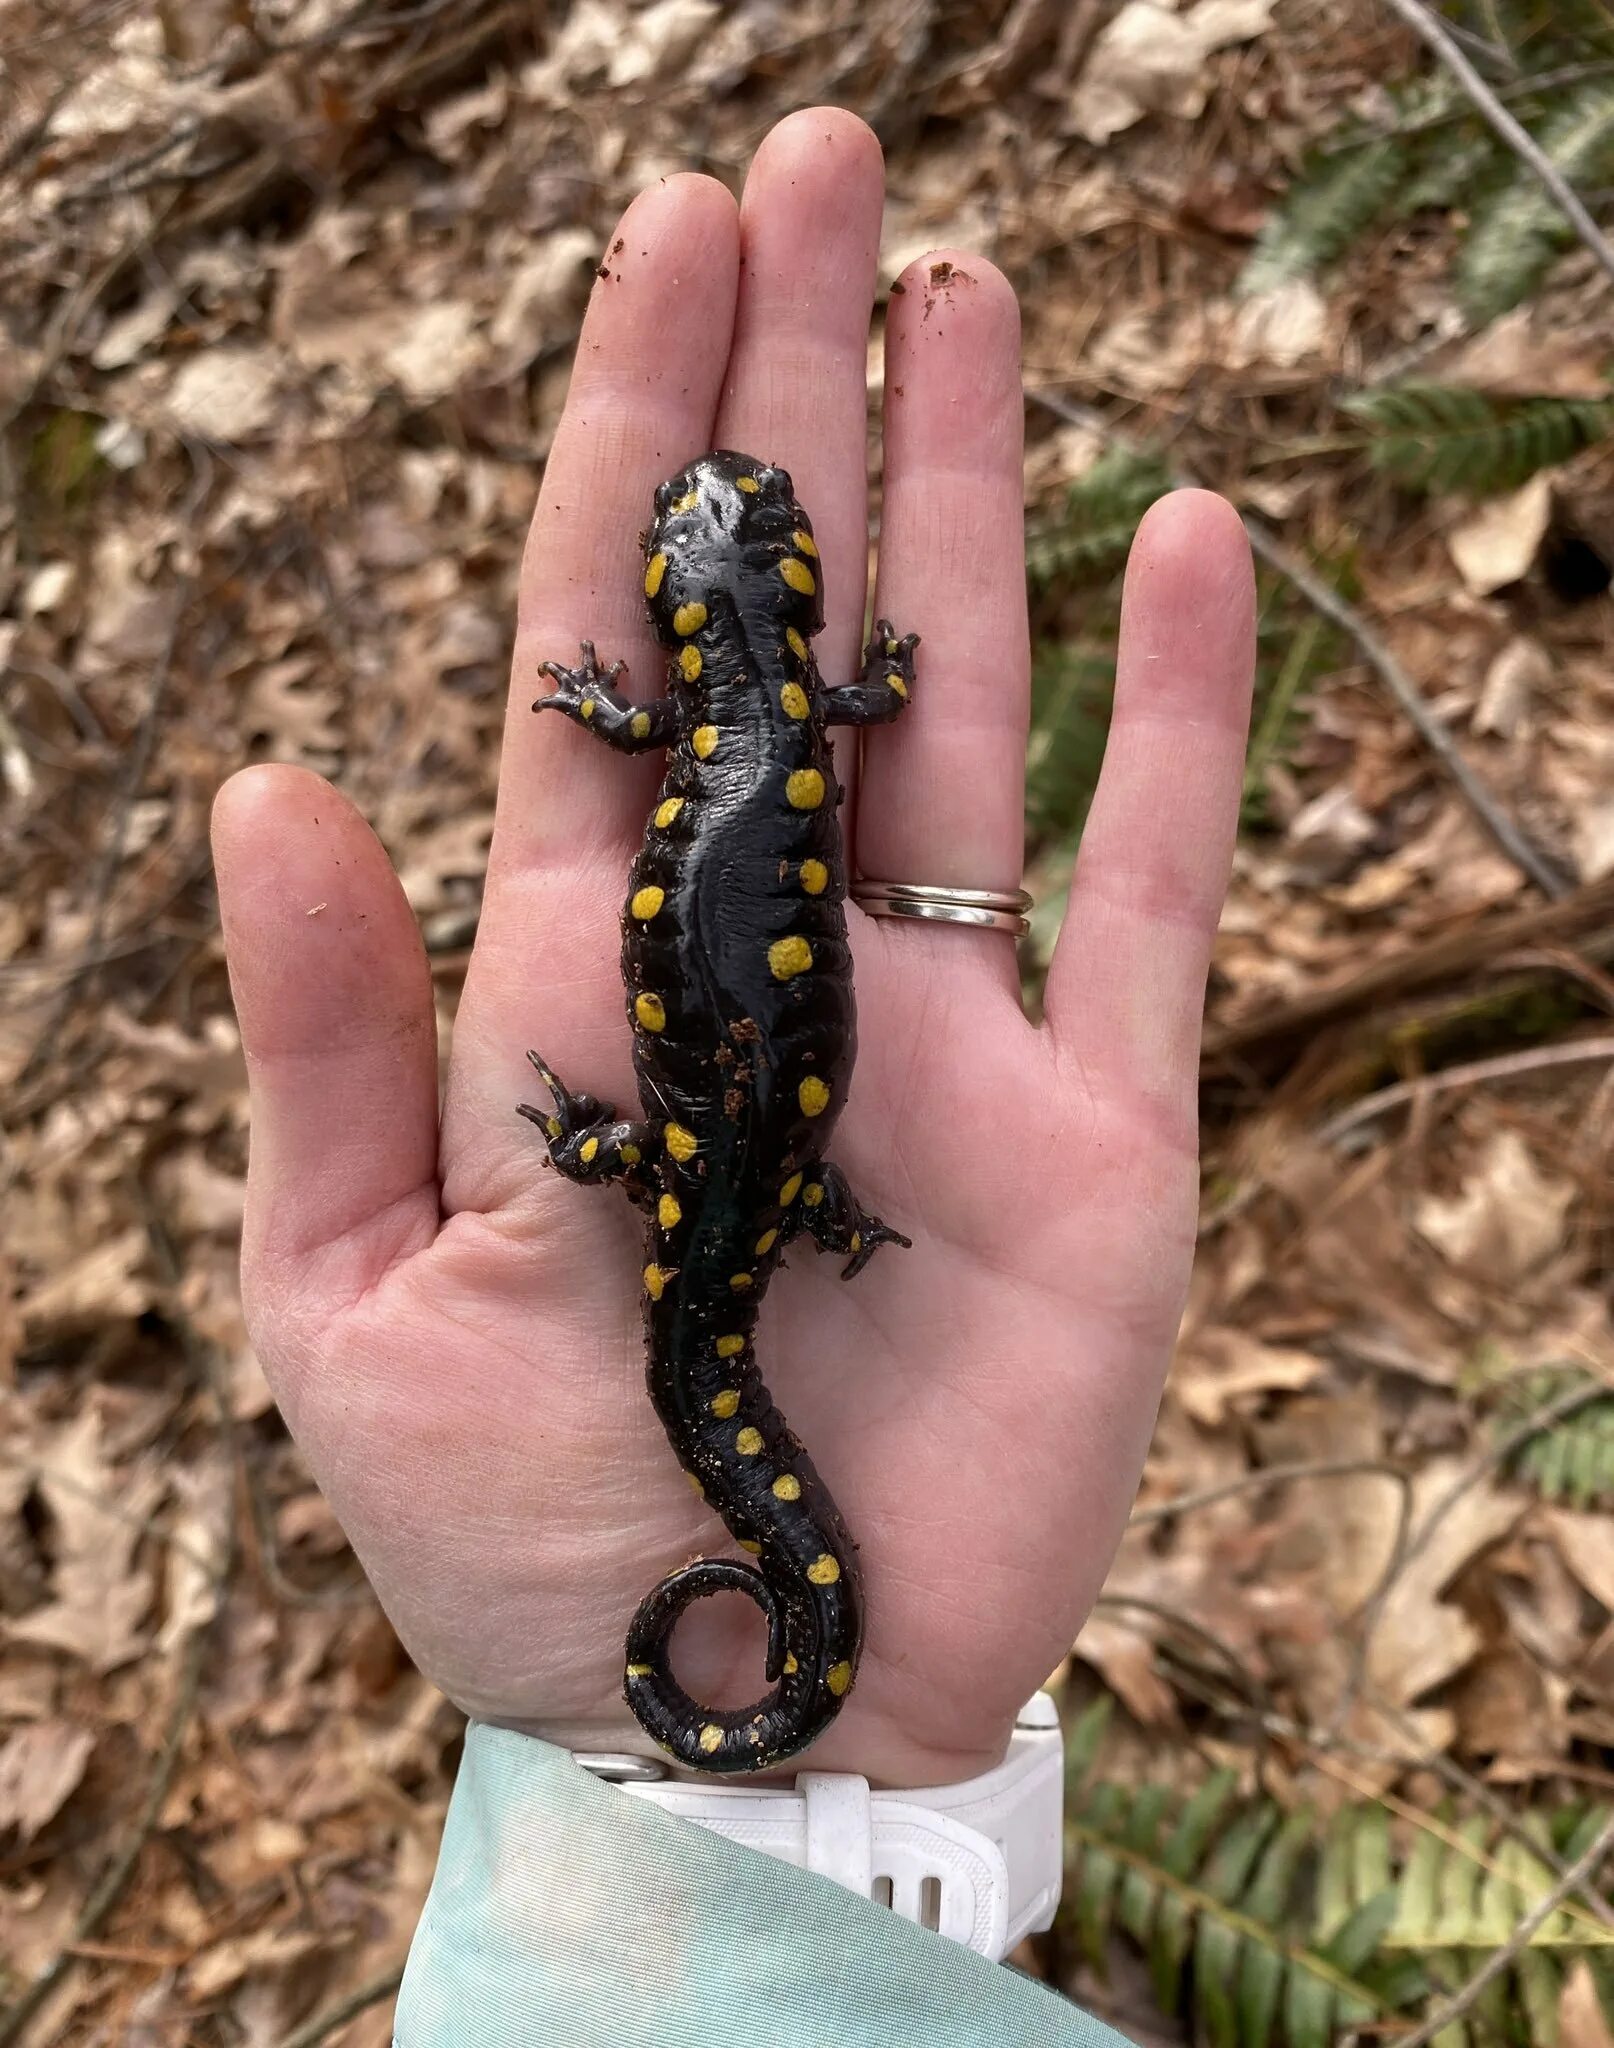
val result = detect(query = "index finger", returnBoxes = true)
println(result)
[489,174,741,883]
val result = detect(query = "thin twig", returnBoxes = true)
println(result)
[1382,0,1614,302]
[1341,1376,1614,1744]
[1320,57,1614,153]
[1316,1034,1614,1146]
[1393,1810,1614,2048]
[276,1963,406,2048]
[1026,390,1572,899]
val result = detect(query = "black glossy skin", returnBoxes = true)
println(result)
[522,451,917,1773]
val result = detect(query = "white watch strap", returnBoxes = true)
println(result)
[575,1693,1063,1963]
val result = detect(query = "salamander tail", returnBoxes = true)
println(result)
[623,1540,860,1773]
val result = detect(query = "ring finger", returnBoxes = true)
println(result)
[855,252,1029,986]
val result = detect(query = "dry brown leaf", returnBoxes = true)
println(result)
[1413,1130,1574,1282]
[0,1721,94,1843]
[1069,0,1276,143]
[19,1225,151,1336]
[1546,1508,1614,1615]
[1561,1961,1614,2048]
[161,348,283,442]
[1448,475,1554,594]
[7,1406,162,1673]
[1175,1329,1326,1428]
[1368,1461,1522,1707]
[1474,636,1551,738]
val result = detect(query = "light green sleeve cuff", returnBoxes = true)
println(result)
[395,1722,1135,2048]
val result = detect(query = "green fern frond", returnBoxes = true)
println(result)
[1458,84,1614,321]
[1498,1367,1614,1507]
[1026,445,1171,588]
[1065,1774,1404,2045]
[1025,641,1114,846]
[1239,134,1414,296]
[1341,384,1614,495]
[1062,1702,1614,2046]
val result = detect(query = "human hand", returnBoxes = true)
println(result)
[212,107,1254,1788]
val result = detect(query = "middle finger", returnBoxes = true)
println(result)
[713,107,886,842]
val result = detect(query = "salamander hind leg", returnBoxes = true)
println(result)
[533,641,677,751]
[519,1051,656,1204]
[796,1162,911,1278]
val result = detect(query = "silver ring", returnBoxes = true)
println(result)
[850,878,1033,938]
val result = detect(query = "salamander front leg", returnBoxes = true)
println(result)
[818,619,919,728]
[793,1162,911,1278]
[533,642,678,752]
[519,1051,657,1207]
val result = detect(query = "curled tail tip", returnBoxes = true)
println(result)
[623,1552,859,1773]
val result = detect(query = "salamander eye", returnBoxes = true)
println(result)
[653,480,674,515]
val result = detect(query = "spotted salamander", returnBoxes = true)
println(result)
[522,451,918,1773]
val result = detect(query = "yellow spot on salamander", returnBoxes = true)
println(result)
[800,859,828,895]
[786,768,825,810]
[886,673,909,699]
[780,557,816,596]
[729,1272,754,1292]
[738,1538,761,1554]
[630,885,665,920]
[545,1115,562,1140]
[627,1662,652,1678]
[807,1553,841,1585]
[798,1077,831,1118]
[773,1474,801,1501]
[783,1653,799,1675]
[780,681,809,720]
[665,1123,698,1163]
[620,1143,641,1165]
[711,1388,740,1418]
[736,475,760,493]
[786,627,809,660]
[643,1264,666,1300]
[673,600,707,636]
[655,797,685,828]
[792,530,818,558]
[580,1136,599,1164]
[769,935,813,981]
[672,489,700,514]
[755,1228,778,1256]
[827,1661,853,1696]
[645,552,667,597]
[851,1231,862,1254]
[635,992,666,1032]
[736,1426,763,1455]
[715,1334,745,1358]
[630,710,652,738]
[803,1180,825,1206]
[692,725,719,759]
[580,697,596,720]
[658,1193,682,1229]
[699,1724,724,1753]
[680,644,703,683]
[686,1470,704,1496]
[780,1172,803,1205]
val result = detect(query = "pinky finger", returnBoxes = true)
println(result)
[1044,491,1254,1118]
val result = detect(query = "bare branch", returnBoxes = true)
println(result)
[1382,0,1614,300]
[1027,389,1573,897]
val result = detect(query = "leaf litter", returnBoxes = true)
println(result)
[2,0,1614,2040]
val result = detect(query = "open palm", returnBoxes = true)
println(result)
[213,109,1254,1788]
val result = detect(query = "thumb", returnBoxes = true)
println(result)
[212,765,440,1314]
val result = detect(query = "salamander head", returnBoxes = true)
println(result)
[643,450,825,650]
